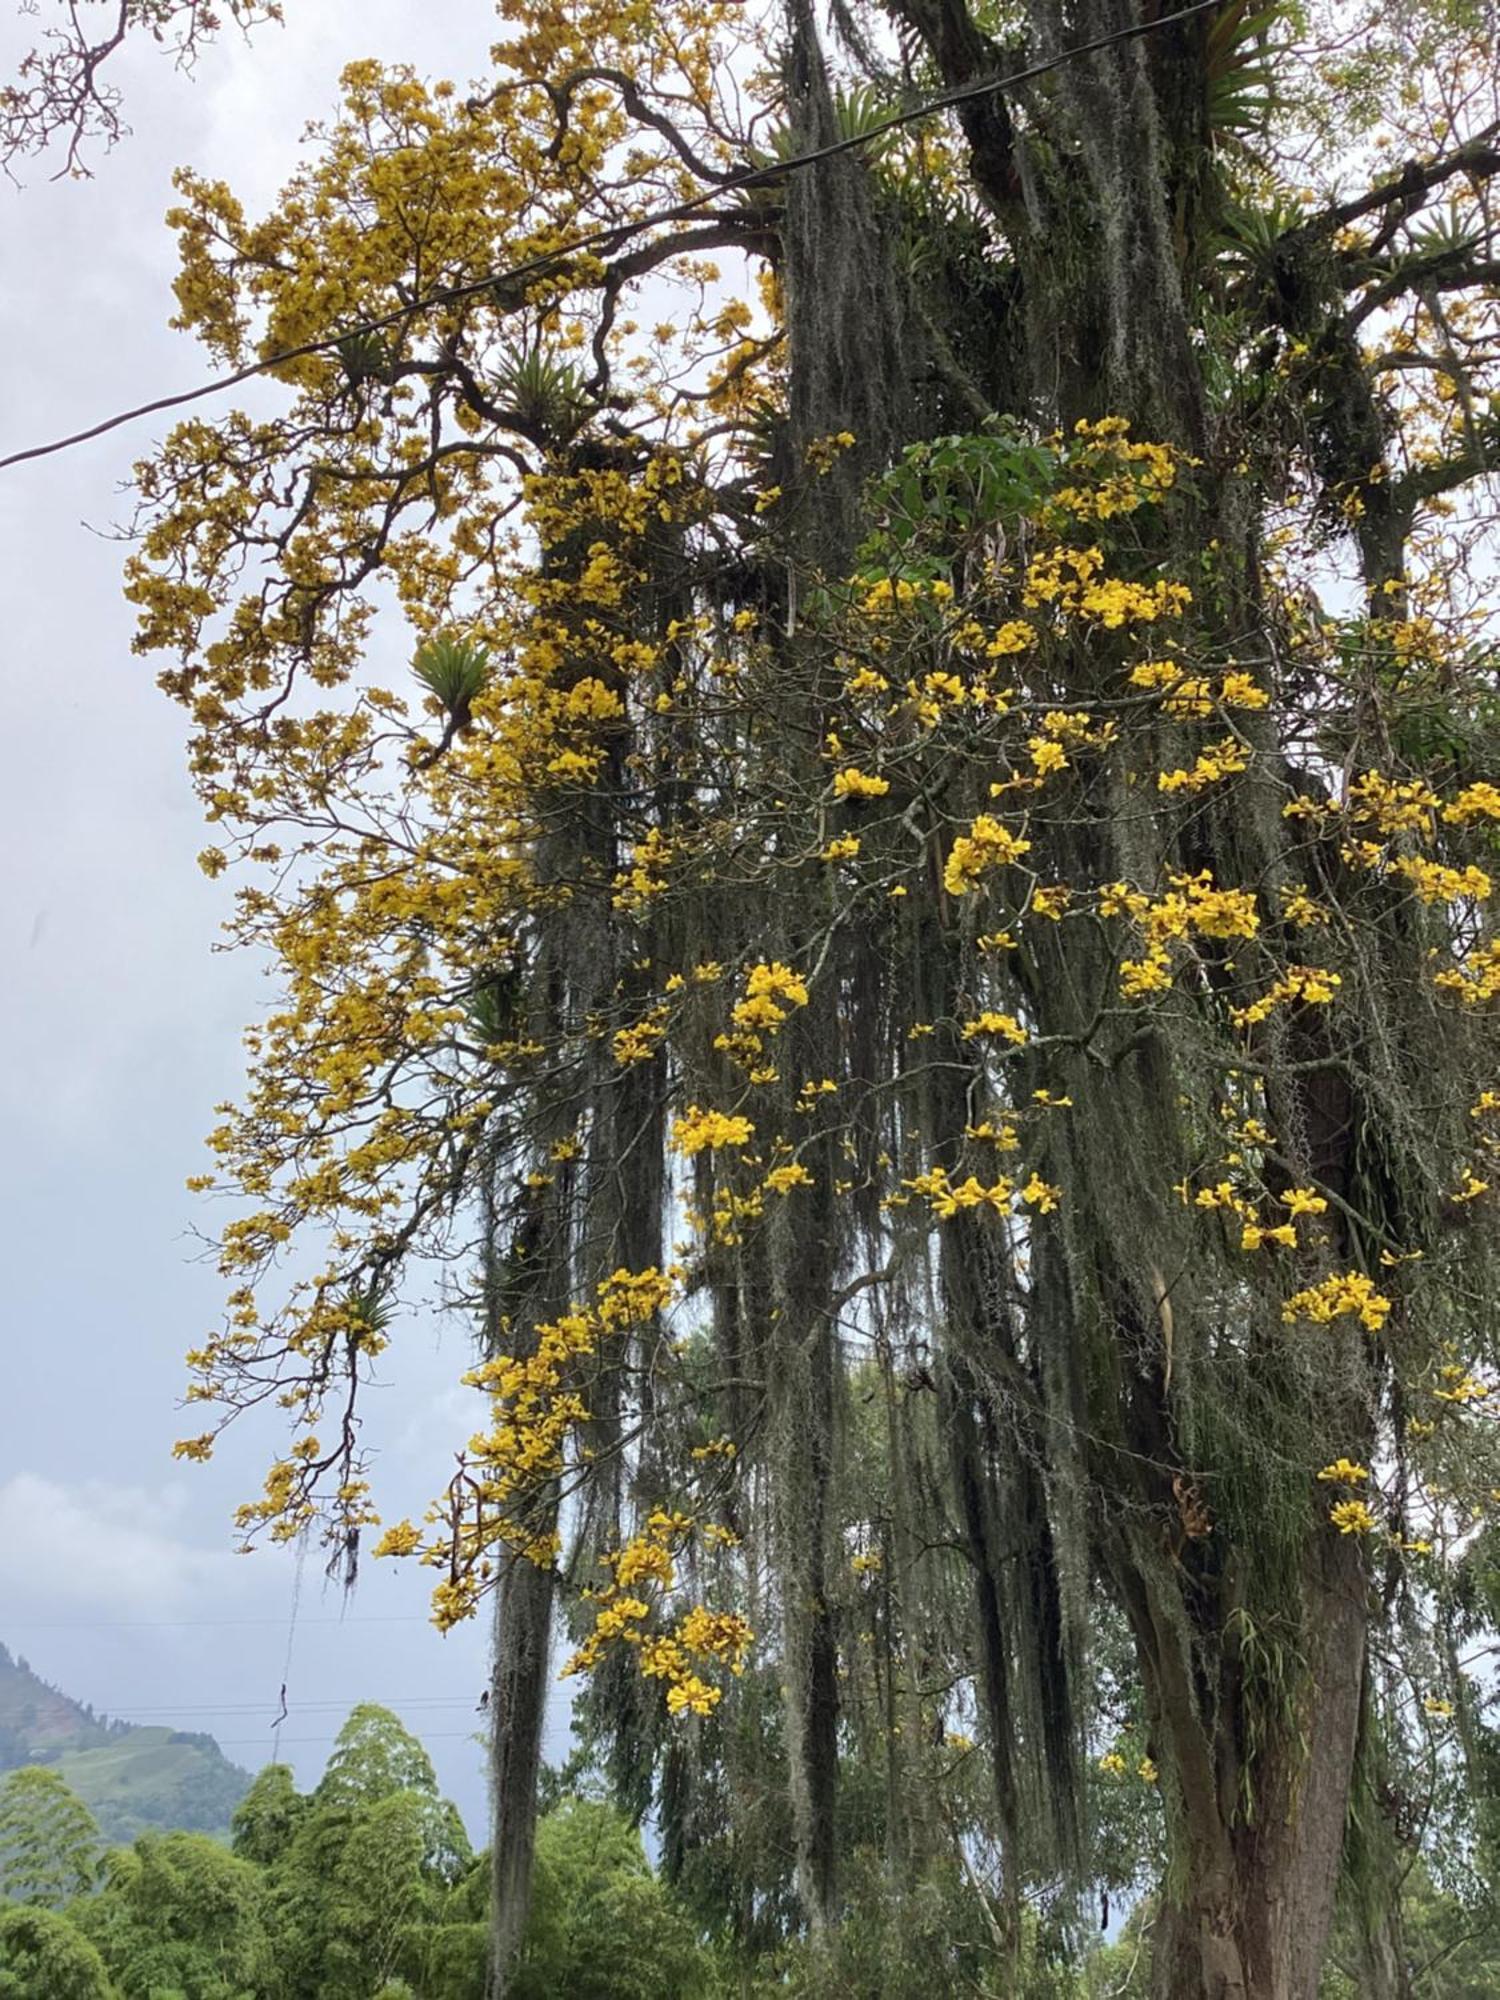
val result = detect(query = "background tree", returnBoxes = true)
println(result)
[229,1765,306,1871]
[71,1831,274,2000]
[0,1767,99,1909]
[0,1905,115,2000]
[255,1706,471,1999]
[315,1704,441,1812]
[511,1797,710,2000]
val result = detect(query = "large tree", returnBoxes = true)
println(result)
[117,0,1500,1994]
[0,1768,99,1910]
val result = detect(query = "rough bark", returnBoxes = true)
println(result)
[487,1552,555,1999]
[1141,1528,1369,2000]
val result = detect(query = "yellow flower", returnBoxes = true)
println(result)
[1329,1499,1378,1535]
[961,1011,1029,1045]
[732,961,809,1034]
[1241,1221,1297,1250]
[373,1519,423,1558]
[1120,950,1173,998]
[1020,1175,1062,1212]
[1219,670,1268,709]
[1281,1187,1328,1219]
[832,767,890,800]
[1284,1272,1391,1332]
[671,1105,755,1156]
[944,815,1032,895]
[665,1675,721,1717]
[1316,1459,1369,1485]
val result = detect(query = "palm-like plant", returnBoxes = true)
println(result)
[412,633,494,721]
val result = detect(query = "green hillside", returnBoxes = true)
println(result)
[0,1643,107,1765]
[0,1645,250,1845]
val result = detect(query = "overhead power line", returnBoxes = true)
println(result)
[0,0,1221,475]
[6,1613,437,1629]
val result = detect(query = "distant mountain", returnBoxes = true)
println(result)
[0,1642,251,1846]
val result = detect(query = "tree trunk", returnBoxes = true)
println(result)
[1143,1525,1369,2000]
[487,1550,555,1999]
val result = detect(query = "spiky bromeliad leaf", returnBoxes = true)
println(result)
[493,347,591,437]
[1205,0,1283,153]
[412,633,494,719]
[344,1286,397,1339]
[464,969,522,1045]
[335,328,392,386]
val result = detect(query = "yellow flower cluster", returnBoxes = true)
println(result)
[1391,855,1493,905]
[961,1011,1029,1045]
[1097,1746,1159,1783]
[596,1266,678,1329]
[613,827,675,912]
[943,814,1032,895]
[1230,966,1341,1030]
[1158,737,1251,793]
[1432,1364,1490,1404]
[904,1167,1014,1217]
[832,766,891,799]
[1347,771,1440,834]
[732,961,809,1033]
[671,1106,755,1155]
[1050,419,1179,521]
[1189,1175,1326,1253]
[1317,1459,1370,1485]
[1443,782,1500,824]
[613,1005,668,1066]
[1283,1272,1392,1331]
[1435,940,1500,1004]
[565,1511,753,1718]
[1023,543,1193,627]
[374,1263,687,1620]
[1105,871,1259,999]
[1129,660,1268,713]
[901,1165,1060,1219]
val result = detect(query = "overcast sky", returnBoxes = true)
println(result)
[0,0,536,1840]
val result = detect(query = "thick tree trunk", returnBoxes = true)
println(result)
[1146,1530,1369,2000]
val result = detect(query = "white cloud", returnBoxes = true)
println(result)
[0,1472,262,1618]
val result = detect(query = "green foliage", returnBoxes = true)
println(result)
[492,350,591,438]
[411,635,496,722]
[260,1713,472,2000]
[229,1767,305,1871]
[858,423,1059,565]
[71,1832,271,2000]
[0,1904,116,2000]
[512,1798,709,2000]
[315,1704,440,1809]
[729,1848,1111,2000]
[0,1767,99,1908]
